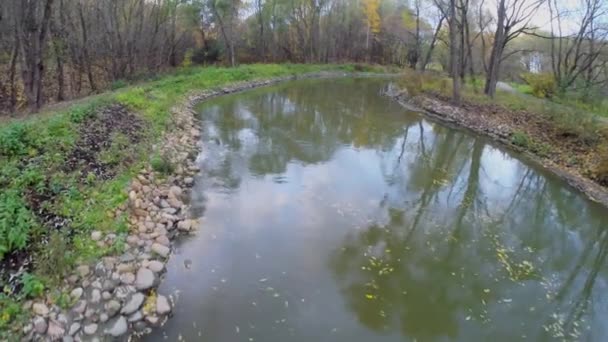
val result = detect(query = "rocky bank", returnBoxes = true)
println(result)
[20,73,357,341]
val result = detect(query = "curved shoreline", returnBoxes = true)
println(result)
[21,71,383,342]
[387,91,608,208]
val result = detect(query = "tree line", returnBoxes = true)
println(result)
[0,0,607,113]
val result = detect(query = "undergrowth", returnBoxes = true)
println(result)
[0,63,385,333]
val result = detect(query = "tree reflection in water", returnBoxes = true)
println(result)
[330,125,608,341]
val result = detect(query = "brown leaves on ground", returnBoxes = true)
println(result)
[418,92,607,191]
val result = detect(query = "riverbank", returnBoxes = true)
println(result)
[387,73,608,207]
[0,64,397,340]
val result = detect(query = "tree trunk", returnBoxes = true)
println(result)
[484,0,505,98]
[449,0,461,104]
[78,2,96,92]
[422,15,444,70]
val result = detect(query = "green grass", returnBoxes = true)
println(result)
[0,63,392,332]
[413,73,603,144]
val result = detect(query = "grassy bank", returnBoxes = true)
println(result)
[397,70,608,190]
[0,63,393,334]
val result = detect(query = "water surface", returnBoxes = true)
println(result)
[147,78,608,342]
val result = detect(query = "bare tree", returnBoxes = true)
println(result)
[483,0,543,97]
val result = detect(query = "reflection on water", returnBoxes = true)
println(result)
[146,78,608,342]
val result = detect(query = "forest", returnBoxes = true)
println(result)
[0,0,607,113]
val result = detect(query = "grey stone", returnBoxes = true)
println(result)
[128,310,143,322]
[151,243,170,258]
[102,279,117,292]
[90,289,101,304]
[33,303,49,316]
[133,321,148,333]
[156,295,171,315]
[102,291,112,300]
[83,323,98,335]
[147,260,164,273]
[184,177,194,186]
[76,265,90,277]
[117,263,135,274]
[169,186,183,197]
[99,313,109,323]
[119,252,136,263]
[121,293,145,315]
[70,288,83,300]
[114,285,135,300]
[91,231,103,241]
[47,320,65,339]
[57,314,69,325]
[105,316,128,337]
[33,316,47,334]
[105,300,121,317]
[136,268,155,290]
[145,315,159,326]
[68,322,80,336]
[72,300,87,314]
[177,219,193,232]
[120,272,135,285]
[63,336,74,342]
[155,235,170,247]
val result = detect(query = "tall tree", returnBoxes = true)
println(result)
[483,0,542,97]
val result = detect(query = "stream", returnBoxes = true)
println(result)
[146,78,608,342]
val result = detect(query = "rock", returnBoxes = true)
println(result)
[33,303,49,316]
[135,268,155,290]
[22,323,33,335]
[134,321,148,333]
[47,320,65,339]
[91,231,103,241]
[99,313,109,323]
[105,300,121,317]
[63,336,74,342]
[128,310,143,322]
[120,272,135,285]
[83,323,98,335]
[57,314,69,326]
[68,322,81,336]
[167,197,182,209]
[114,285,135,300]
[177,219,192,232]
[121,293,145,315]
[102,291,112,300]
[117,263,135,274]
[72,300,87,314]
[105,316,128,337]
[169,186,183,197]
[184,177,194,186]
[127,235,140,246]
[156,295,171,315]
[33,316,47,334]
[147,260,164,273]
[145,315,159,326]
[151,243,170,258]
[90,289,101,304]
[76,265,90,277]
[155,235,170,247]
[70,288,83,300]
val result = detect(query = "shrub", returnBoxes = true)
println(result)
[595,157,608,186]
[111,79,128,90]
[0,123,32,157]
[20,273,45,298]
[36,230,73,282]
[150,153,174,174]
[191,39,221,65]
[0,191,36,260]
[521,73,556,98]
[511,131,531,148]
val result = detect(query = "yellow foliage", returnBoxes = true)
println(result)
[402,9,415,31]
[362,0,381,34]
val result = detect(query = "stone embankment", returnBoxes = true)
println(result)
[22,74,353,341]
